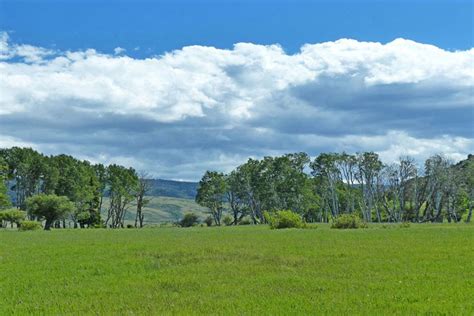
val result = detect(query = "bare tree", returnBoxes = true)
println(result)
[135,172,152,228]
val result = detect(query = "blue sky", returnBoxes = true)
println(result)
[1,0,472,56]
[0,0,473,180]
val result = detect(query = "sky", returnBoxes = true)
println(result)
[0,0,473,180]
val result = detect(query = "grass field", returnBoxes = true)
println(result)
[1,224,473,314]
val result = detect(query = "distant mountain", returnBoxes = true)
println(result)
[147,179,198,199]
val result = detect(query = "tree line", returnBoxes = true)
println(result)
[1,147,472,230]
[0,147,151,229]
[196,152,473,225]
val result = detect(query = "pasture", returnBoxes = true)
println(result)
[0,224,473,314]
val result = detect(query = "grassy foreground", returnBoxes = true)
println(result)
[1,225,473,315]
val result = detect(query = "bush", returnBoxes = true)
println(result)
[179,213,199,227]
[267,210,304,229]
[331,214,364,229]
[399,222,411,228]
[93,222,106,229]
[222,215,233,226]
[239,217,252,225]
[160,222,178,228]
[18,220,42,231]
[204,216,213,227]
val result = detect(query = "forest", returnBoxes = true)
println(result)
[1,147,473,230]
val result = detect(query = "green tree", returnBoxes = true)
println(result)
[464,156,474,222]
[196,171,227,226]
[105,165,139,228]
[226,170,247,225]
[45,155,103,227]
[0,208,26,228]
[311,153,341,218]
[0,147,46,210]
[26,194,75,230]
[356,152,383,222]
[0,156,11,209]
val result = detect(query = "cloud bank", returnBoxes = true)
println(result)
[0,32,473,180]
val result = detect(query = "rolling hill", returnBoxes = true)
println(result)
[107,179,203,224]
[146,179,198,199]
[102,195,208,225]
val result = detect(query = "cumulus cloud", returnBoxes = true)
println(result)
[113,47,126,55]
[0,31,472,180]
[0,32,55,63]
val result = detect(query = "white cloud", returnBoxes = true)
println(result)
[0,32,472,179]
[113,47,126,55]
[0,32,55,63]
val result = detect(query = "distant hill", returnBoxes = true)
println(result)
[147,179,198,199]
[102,196,208,224]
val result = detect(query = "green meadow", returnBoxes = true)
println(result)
[1,224,473,315]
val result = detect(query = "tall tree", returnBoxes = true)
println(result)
[226,170,246,225]
[106,165,138,228]
[464,156,474,222]
[422,155,451,222]
[0,157,11,209]
[335,152,358,214]
[135,172,151,228]
[196,171,227,226]
[311,153,341,218]
[356,152,383,222]
[48,155,101,228]
[379,156,417,222]
[0,147,45,210]
[94,163,108,220]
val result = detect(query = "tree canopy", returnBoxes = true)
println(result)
[26,194,75,230]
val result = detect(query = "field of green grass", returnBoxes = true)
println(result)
[1,224,473,314]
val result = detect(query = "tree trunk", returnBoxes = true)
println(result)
[44,219,53,230]
[467,205,473,223]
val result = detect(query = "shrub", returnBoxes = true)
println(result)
[126,224,134,228]
[400,222,411,228]
[18,220,42,231]
[239,217,252,225]
[267,210,304,229]
[93,222,106,229]
[222,215,233,226]
[263,211,273,225]
[179,213,199,227]
[331,214,364,229]
[160,222,177,228]
[204,216,213,227]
